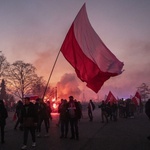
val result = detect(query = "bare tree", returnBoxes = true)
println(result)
[6,60,40,99]
[31,76,49,98]
[0,52,9,79]
[137,83,150,101]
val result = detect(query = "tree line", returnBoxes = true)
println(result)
[0,52,50,103]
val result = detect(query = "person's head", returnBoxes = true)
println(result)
[69,96,74,102]
[64,99,67,103]
[24,97,30,105]
[61,99,64,103]
[18,100,23,105]
[36,98,41,104]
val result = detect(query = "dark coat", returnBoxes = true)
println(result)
[88,101,95,111]
[21,102,38,127]
[0,101,8,126]
[58,102,69,121]
[15,100,23,118]
[99,102,107,111]
[67,100,82,120]
[145,99,150,119]
[35,102,49,119]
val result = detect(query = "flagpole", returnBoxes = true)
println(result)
[42,50,61,100]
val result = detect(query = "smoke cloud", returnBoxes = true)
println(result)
[56,73,82,101]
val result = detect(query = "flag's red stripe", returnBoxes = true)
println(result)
[61,24,118,93]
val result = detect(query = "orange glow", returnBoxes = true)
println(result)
[52,98,56,102]
[53,103,57,109]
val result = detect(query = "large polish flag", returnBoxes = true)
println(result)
[60,3,124,93]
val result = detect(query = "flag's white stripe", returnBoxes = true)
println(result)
[74,4,123,74]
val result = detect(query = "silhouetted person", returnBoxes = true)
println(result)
[20,97,38,150]
[58,99,69,138]
[36,98,49,137]
[88,100,95,121]
[46,101,52,128]
[110,102,118,121]
[145,98,150,141]
[67,96,82,140]
[98,101,108,123]
[14,100,23,130]
[129,100,136,118]
[0,100,8,144]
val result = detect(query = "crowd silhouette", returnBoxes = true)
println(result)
[0,96,149,149]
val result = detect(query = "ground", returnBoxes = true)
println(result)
[1,108,150,150]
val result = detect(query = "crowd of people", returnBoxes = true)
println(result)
[0,96,150,149]
[97,98,143,123]
[5,96,82,150]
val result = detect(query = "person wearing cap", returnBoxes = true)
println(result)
[0,100,8,144]
[20,97,38,150]
[67,96,82,140]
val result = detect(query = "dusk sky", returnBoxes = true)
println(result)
[0,0,150,101]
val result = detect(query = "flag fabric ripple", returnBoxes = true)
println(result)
[60,3,124,93]
[105,91,117,104]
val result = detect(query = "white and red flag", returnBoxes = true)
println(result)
[134,91,142,105]
[105,91,117,104]
[135,91,141,99]
[131,96,138,106]
[60,3,124,93]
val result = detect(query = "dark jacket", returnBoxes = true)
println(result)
[15,100,23,118]
[99,102,107,111]
[35,102,49,119]
[58,101,69,121]
[21,102,38,127]
[145,99,150,119]
[88,101,95,111]
[0,100,8,126]
[67,100,82,120]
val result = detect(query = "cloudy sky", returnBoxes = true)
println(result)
[0,0,150,101]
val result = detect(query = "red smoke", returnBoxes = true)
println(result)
[56,73,82,100]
